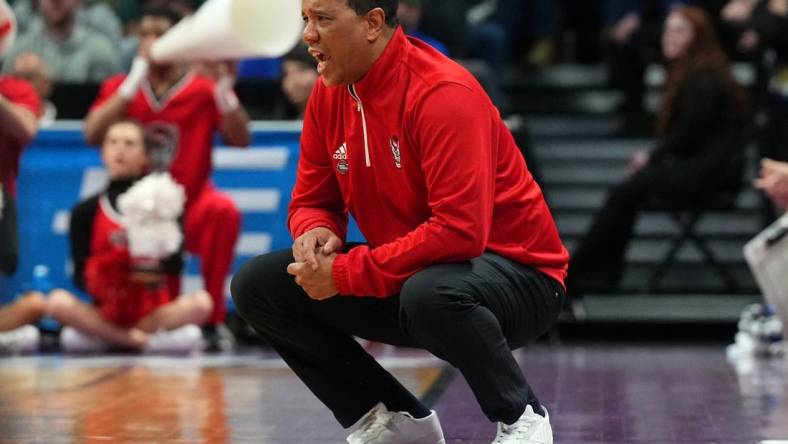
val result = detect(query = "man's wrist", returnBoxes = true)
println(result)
[331,253,350,295]
[296,222,337,240]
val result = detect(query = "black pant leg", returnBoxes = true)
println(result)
[0,194,19,276]
[569,163,696,294]
[398,253,563,424]
[569,177,643,292]
[230,249,425,428]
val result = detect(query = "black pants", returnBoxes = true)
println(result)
[0,193,18,276]
[231,249,563,427]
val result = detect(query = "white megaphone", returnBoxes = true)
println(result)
[0,0,17,59]
[151,0,303,62]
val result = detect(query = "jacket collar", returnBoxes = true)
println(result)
[348,26,408,101]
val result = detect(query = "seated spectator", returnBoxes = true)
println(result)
[522,0,556,67]
[753,0,788,178]
[48,119,212,353]
[276,44,318,120]
[397,0,450,56]
[568,6,750,295]
[80,0,123,40]
[10,51,56,125]
[721,0,788,221]
[464,0,508,80]
[716,1,775,62]
[11,0,122,40]
[744,0,788,56]
[605,0,686,136]
[418,0,508,108]
[2,0,121,83]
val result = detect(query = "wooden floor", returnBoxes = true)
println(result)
[0,344,787,443]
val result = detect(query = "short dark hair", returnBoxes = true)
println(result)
[347,0,399,27]
[283,43,317,70]
[140,5,183,27]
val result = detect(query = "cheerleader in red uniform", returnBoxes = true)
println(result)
[48,119,212,352]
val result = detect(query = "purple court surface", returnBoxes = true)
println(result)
[0,344,786,443]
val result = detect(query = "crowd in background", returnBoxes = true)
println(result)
[0,1,785,114]
[0,1,786,122]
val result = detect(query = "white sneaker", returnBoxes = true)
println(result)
[0,325,40,354]
[493,405,553,444]
[346,402,446,444]
[145,324,202,353]
[60,327,109,353]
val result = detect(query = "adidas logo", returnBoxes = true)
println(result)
[333,143,347,160]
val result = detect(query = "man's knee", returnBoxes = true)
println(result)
[230,259,261,318]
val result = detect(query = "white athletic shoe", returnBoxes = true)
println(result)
[0,325,40,354]
[145,324,202,353]
[492,405,553,444]
[60,327,109,353]
[346,402,446,444]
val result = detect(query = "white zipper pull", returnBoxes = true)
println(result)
[349,84,371,167]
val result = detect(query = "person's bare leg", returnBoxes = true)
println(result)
[136,290,213,333]
[0,292,47,331]
[47,289,148,348]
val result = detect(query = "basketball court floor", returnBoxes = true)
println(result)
[1,343,786,443]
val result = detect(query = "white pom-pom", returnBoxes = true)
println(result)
[117,173,186,260]
[125,222,183,260]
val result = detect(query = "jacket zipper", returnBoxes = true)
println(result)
[348,84,371,167]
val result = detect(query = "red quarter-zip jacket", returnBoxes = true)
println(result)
[289,28,569,297]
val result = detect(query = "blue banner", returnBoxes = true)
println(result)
[2,121,363,314]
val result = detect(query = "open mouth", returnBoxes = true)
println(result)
[309,48,331,74]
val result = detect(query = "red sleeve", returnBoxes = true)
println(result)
[287,88,348,241]
[332,84,495,297]
[1,77,42,117]
[194,75,223,132]
[90,75,126,112]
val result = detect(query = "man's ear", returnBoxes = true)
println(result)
[366,7,387,42]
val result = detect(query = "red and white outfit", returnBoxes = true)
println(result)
[289,28,569,297]
[83,196,171,327]
[1,76,41,198]
[0,76,40,278]
[92,74,241,323]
